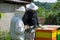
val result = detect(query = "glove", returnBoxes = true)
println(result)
[30,26,36,29]
[38,24,44,29]
[25,28,32,33]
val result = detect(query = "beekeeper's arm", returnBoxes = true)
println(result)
[22,11,28,25]
[15,20,25,34]
[34,11,43,28]
[22,11,29,30]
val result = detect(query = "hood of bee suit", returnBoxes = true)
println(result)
[26,3,38,11]
[15,6,26,18]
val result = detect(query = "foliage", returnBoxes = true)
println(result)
[5,32,11,40]
[0,12,4,19]
[0,13,2,18]
[0,31,10,40]
[50,2,60,25]
[36,2,60,25]
[37,6,45,17]
[45,14,57,25]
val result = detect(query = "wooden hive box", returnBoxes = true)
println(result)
[45,25,60,40]
[35,27,57,40]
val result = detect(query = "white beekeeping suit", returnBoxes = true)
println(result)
[10,6,26,40]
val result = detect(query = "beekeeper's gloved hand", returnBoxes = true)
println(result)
[25,28,32,33]
[25,26,35,33]
[38,24,44,29]
[30,26,35,29]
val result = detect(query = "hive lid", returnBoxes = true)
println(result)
[36,25,57,30]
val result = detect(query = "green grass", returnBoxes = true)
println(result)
[0,31,11,40]
[5,32,11,40]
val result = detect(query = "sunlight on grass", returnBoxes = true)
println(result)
[0,31,11,40]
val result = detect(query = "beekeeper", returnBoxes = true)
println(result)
[22,3,39,40]
[10,6,26,40]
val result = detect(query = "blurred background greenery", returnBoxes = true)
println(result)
[0,31,10,40]
[34,1,60,25]
[0,13,4,19]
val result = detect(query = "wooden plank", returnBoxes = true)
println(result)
[35,37,56,40]
[0,0,4,3]
[36,32,56,38]
[4,0,30,4]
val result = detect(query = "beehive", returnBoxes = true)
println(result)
[35,28,57,40]
[57,28,60,40]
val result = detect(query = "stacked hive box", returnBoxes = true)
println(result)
[35,28,57,40]
[57,28,60,40]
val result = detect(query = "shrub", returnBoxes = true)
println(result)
[0,12,4,19]
[0,31,10,40]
